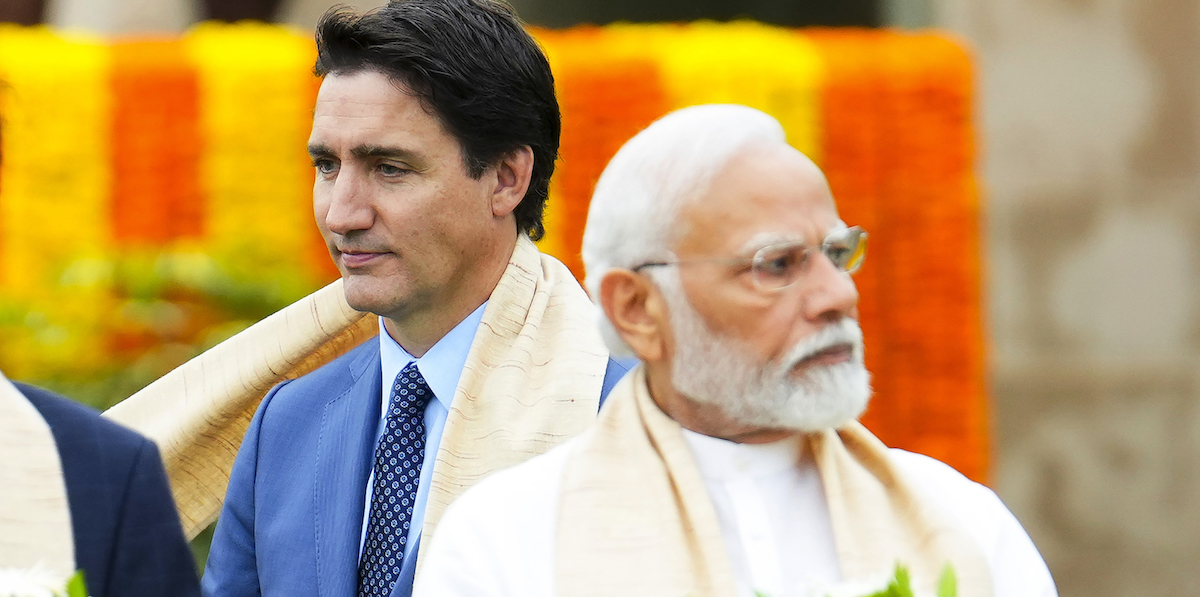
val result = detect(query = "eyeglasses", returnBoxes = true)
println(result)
[632,225,867,292]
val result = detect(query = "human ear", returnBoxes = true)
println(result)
[599,269,670,363]
[490,145,534,219]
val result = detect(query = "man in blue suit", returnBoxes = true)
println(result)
[11,381,201,597]
[201,2,630,596]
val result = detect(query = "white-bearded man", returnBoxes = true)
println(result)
[413,105,1058,597]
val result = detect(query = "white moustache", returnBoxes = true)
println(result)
[778,319,864,372]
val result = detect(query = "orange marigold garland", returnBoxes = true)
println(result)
[110,38,203,246]
[832,32,985,483]
[534,27,670,278]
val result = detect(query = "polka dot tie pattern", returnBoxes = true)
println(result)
[357,361,434,597]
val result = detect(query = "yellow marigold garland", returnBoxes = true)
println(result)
[0,26,115,378]
[184,22,325,285]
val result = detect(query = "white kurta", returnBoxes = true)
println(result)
[681,431,841,597]
[414,431,1058,597]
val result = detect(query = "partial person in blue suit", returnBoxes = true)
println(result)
[14,382,201,597]
[202,2,632,596]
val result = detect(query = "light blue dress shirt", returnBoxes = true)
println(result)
[358,304,488,563]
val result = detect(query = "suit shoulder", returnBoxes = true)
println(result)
[17,382,148,455]
[263,337,380,408]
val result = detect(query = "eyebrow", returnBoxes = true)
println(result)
[737,232,804,254]
[306,143,424,163]
[736,223,849,254]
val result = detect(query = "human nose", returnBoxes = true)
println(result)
[800,251,860,322]
[321,170,374,235]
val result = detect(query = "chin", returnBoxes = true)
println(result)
[777,362,873,432]
[340,275,405,317]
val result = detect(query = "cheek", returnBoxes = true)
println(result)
[312,201,335,243]
[312,183,331,221]
[712,296,806,359]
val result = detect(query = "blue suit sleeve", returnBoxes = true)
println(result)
[202,382,287,597]
[104,440,201,597]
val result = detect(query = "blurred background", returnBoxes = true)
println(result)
[2,0,1197,596]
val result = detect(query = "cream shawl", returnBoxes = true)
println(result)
[556,367,994,597]
[105,235,610,545]
[416,235,610,571]
[0,371,75,576]
[104,278,377,538]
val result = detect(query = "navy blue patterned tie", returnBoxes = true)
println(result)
[358,361,434,597]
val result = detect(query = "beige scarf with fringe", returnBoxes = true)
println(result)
[105,235,610,548]
[556,367,994,597]
[0,371,75,577]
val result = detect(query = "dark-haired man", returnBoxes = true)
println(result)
[201,2,629,597]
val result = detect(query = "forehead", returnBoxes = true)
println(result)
[309,70,449,151]
[674,144,840,256]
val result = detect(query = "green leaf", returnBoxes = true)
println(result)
[892,564,915,597]
[65,570,88,597]
[936,564,957,597]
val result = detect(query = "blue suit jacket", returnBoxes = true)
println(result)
[15,383,201,597]
[203,338,631,597]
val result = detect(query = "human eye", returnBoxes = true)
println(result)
[823,227,866,272]
[377,162,411,178]
[753,244,807,281]
[312,158,338,177]
[824,243,853,268]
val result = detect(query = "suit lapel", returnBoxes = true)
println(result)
[313,343,382,597]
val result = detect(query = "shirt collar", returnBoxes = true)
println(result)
[378,301,488,411]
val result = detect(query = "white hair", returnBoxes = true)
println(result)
[581,104,787,356]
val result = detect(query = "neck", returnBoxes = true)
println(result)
[644,363,797,444]
[383,231,517,357]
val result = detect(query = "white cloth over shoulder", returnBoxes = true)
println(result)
[415,380,1057,597]
[0,370,75,577]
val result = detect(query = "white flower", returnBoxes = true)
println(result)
[0,566,71,597]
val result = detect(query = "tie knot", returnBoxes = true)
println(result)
[387,362,434,418]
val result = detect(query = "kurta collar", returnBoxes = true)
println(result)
[681,427,812,480]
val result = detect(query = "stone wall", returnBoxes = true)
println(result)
[934,0,1200,594]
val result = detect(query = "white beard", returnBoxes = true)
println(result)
[656,272,872,432]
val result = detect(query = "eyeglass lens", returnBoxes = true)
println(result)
[750,226,867,290]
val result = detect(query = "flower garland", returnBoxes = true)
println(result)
[110,38,203,245]
[533,27,670,278]
[0,26,115,379]
[184,22,327,285]
[0,23,987,482]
